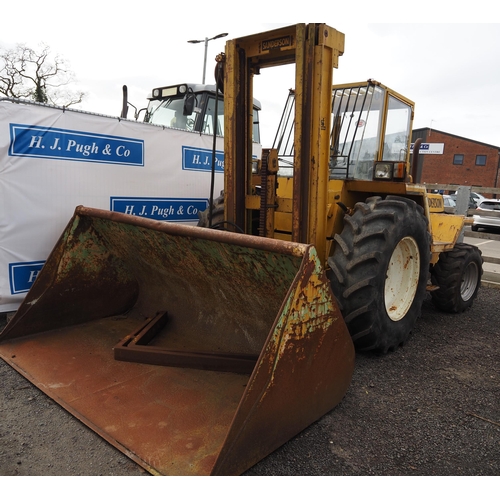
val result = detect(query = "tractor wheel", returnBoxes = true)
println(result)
[430,243,483,313]
[198,192,225,229]
[328,195,431,353]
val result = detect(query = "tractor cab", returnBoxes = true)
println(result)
[330,80,413,181]
[274,80,414,182]
[145,83,261,143]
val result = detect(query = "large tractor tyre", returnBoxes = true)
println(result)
[198,191,226,229]
[328,195,431,353]
[430,243,483,313]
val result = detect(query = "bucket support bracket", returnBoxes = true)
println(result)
[113,310,258,374]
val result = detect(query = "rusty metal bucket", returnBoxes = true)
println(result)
[0,206,354,475]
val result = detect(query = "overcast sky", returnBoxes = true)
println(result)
[2,2,500,147]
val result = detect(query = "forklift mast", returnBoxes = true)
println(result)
[222,23,344,262]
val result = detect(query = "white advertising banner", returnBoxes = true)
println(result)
[410,143,445,155]
[1,100,257,311]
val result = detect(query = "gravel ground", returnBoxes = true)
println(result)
[1,287,499,476]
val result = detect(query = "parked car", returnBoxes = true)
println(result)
[471,192,487,206]
[443,194,456,213]
[452,191,486,208]
[449,193,476,210]
[443,195,456,208]
[472,199,500,232]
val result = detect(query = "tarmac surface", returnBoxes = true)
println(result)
[1,231,499,476]
[1,281,499,476]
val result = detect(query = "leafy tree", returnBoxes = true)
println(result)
[0,43,85,107]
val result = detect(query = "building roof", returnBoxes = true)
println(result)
[412,127,500,150]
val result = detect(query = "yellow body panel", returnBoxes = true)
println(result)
[274,212,293,236]
[274,177,466,264]
[426,193,445,212]
[428,213,465,262]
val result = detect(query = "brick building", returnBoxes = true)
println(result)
[411,128,500,188]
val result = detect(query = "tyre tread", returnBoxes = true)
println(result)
[431,243,483,313]
[329,195,431,352]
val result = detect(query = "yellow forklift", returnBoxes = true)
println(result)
[0,23,482,475]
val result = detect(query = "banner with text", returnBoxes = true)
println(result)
[0,100,261,311]
[410,143,445,155]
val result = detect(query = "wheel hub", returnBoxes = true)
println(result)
[461,261,479,301]
[385,236,420,321]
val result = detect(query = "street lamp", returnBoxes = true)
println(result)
[187,32,228,84]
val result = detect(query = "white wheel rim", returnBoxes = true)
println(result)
[385,236,420,321]
[461,260,479,301]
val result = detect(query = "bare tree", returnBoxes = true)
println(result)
[0,43,85,107]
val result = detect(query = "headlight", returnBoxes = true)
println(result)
[374,162,393,180]
[373,162,406,181]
